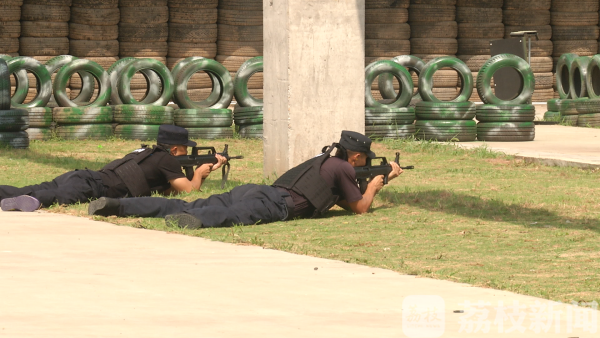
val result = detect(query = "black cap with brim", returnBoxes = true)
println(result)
[339,130,376,158]
[157,125,197,147]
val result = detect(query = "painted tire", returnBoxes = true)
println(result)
[233,105,262,113]
[556,53,578,99]
[174,108,233,127]
[7,57,52,108]
[187,127,233,139]
[365,124,416,139]
[419,56,473,103]
[175,58,233,109]
[26,127,53,141]
[118,58,173,106]
[543,111,561,121]
[53,106,113,124]
[585,55,600,99]
[476,54,534,105]
[415,101,475,120]
[577,113,600,127]
[56,124,113,140]
[0,54,28,105]
[365,60,413,108]
[415,120,477,141]
[0,131,29,149]
[113,104,174,125]
[0,109,28,131]
[238,124,263,138]
[108,57,163,105]
[171,56,220,107]
[365,107,415,125]
[54,59,111,107]
[0,59,10,110]
[561,115,578,126]
[233,56,263,107]
[575,98,600,114]
[45,55,95,105]
[379,55,424,101]
[475,104,535,122]
[569,56,590,99]
[114,124,160,141]
[547,98,575,114]
[477,122,535,141]
[27,107,53,128]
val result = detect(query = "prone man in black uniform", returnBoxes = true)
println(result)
[88,131,403,228]
[0,125,226,212]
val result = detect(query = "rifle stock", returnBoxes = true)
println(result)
[175,144,243,189]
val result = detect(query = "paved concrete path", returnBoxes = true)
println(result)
[1,210,597,337]
[459,124,600,168]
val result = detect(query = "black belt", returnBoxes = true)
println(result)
[275,187,295,221]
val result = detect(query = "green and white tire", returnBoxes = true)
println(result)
[477,122,535,141]
[108,57,162,106]
[118,58,173,106]
[0,109,28,131]
[0,59,10,110]
[543,111,561,121]
[27,107,53,127]
[234,56,263,108]
[365,107,415,125]
[8,57,52,108]
[113,104,174,125]
[26,127,53,141]
[574,98,600,114]
[556,53,578,99]
[379,55,424,101]
[53,106,113,124]
[114,124,160,141]
[55,124,113,140]
[365,124,416,139]
[0,54,28,105]
[419,56,473,103]
[54,59,111,107]
[415,120,477,141]
[45,55,94,105]
[0,131,29,149]
[476,54,534,105]
[365,60,413,108]
[171,56,220,107]
[569,56,590,99]
[233,105,262,113]
[577,113,600,127]
[475,104,535,122]
[586,55,600,100]
[187,127,234,139]
[238,123,263,138]
[175,58,233,109]
[415,101,475,120]
[174,108,233,127]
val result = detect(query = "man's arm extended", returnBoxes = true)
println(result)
[166,154,227,195]
[337,175,384,214]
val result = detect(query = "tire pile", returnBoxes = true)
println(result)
[168,0,218,103]
[69,0,119,103]
[0,58,29,149]
[114,105,173,140]
[233,56,262,138]
[365,0,410,101]
[0,0,21,56]
[20,0,70,104]
[455,0,503,102]
[216,0,263,102]
[54,106,113,140]
[503,0,554,102]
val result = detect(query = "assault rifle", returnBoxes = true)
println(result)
[355,152,414,193]
[175,144,244,189]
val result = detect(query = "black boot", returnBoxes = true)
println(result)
[165,213,203,229]
[88,197,121,216]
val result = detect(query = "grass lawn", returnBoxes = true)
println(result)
[1,136,599,305]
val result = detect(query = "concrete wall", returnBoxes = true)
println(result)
[263,0,365,178]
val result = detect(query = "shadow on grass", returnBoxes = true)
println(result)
[0,148,109,172]
[379,189,600,232]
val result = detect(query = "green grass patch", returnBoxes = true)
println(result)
[1,137,599,304]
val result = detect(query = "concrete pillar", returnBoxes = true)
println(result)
[263,0,365,178]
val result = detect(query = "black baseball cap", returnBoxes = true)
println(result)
[339,130,376,159]
[157,125,197,147]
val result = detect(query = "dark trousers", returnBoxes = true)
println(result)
[0,170,107,208]
[117,184,289,228]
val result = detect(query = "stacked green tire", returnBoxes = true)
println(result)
[547,98,586,126]
[415,102,476,142]
[114,105,174,141]
[174,108,233,139]
[25,107,54,141]
[233,106,262,138]
[54,106,114,140]
[365,107,415,139]
[0,58,29,148]
[476,105,536,141]
[575,99,600,128]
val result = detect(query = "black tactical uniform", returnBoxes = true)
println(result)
[0,125,195,211]
[89,131,376,229]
